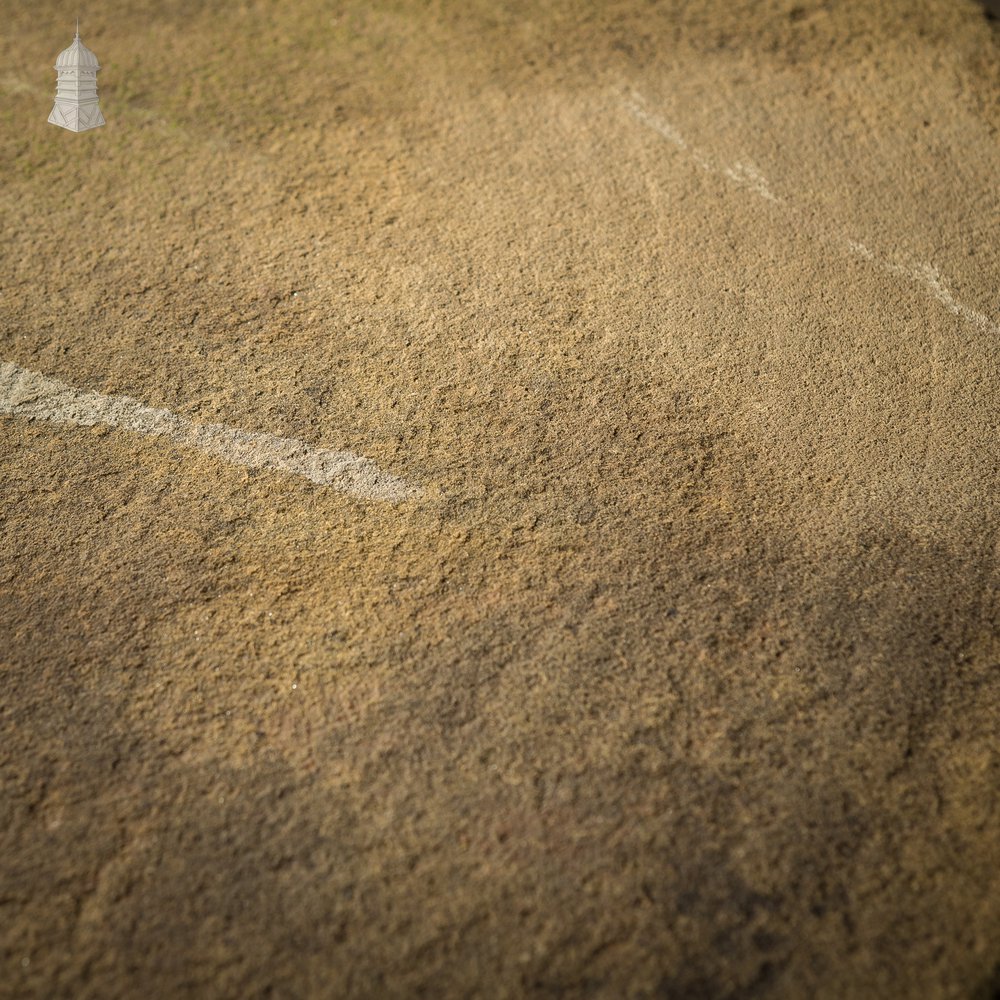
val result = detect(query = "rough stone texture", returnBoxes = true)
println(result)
[1,1,998,997]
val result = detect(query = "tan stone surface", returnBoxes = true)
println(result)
[2,2,998,997]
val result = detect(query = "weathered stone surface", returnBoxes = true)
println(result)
[2,2,998,997]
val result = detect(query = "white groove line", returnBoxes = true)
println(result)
[625,95,1000,337]
[0,361,419,502]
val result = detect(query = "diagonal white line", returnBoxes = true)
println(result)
[625,95,1000,337]
[0,361,420,502]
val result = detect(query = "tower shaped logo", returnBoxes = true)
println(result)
[48,24,105,132]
